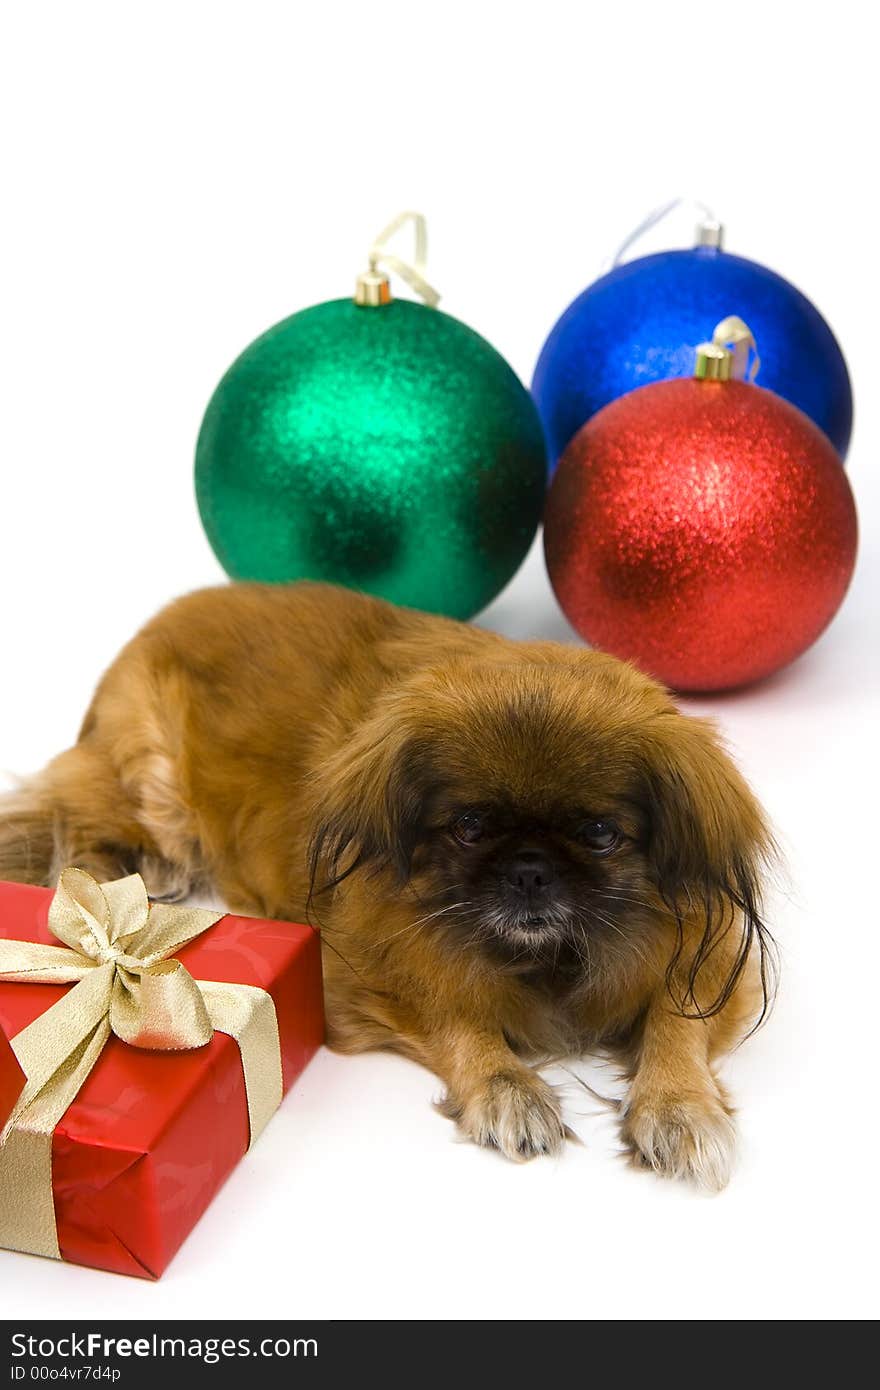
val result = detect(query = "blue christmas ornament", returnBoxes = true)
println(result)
[533,234,853,469]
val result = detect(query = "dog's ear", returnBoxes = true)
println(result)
[640,712,776,1025]
[307,705,434,904]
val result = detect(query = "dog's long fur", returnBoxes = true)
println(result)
[0,582,774,1187]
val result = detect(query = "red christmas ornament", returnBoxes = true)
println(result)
[544,345,857,693]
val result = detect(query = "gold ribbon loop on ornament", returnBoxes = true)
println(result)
[713,315,761,383]
[369,210,441,307]
[0,868,284,1261]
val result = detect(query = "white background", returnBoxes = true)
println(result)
[1,0,877,1321]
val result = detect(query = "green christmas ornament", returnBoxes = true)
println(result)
[195,212,548,619]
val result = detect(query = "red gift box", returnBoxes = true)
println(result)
[0,1016,25,1133]
[0,878,323,1279]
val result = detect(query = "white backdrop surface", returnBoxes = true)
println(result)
[0,0,877,1321]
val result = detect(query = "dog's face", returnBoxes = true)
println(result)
[311,649,772,1013]
[410,695,658,957]
[423,789,647,951]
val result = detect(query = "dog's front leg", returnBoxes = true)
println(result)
[427,1021,566,1162]
[621,992,738,1191]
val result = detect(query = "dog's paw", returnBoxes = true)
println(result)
[621,1091,736,1192]
[444,1070,566,1161]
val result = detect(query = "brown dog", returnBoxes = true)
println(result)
[0,582,774,1187]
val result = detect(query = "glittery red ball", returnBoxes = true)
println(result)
[544,378,858,692]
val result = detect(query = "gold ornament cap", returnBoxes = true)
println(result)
[694,317,760,382]
[694,342,733,380]
[354,269,392,307]
[695,217,724,250]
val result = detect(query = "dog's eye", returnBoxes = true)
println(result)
[451,811,485,845]
[578,819,621,854]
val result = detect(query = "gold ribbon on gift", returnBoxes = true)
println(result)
[0,868,283,1261]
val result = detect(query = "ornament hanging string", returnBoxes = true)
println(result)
[601,196,721,273]
[368,210,441,307]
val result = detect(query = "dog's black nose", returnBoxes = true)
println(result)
[506,851,556,894]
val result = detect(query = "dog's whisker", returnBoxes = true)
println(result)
[591,889,656,910]
[372,900,471,948]
[569,902,653,972]
[573,924,593,977]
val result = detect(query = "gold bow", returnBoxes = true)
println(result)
[0,869,283,1260]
